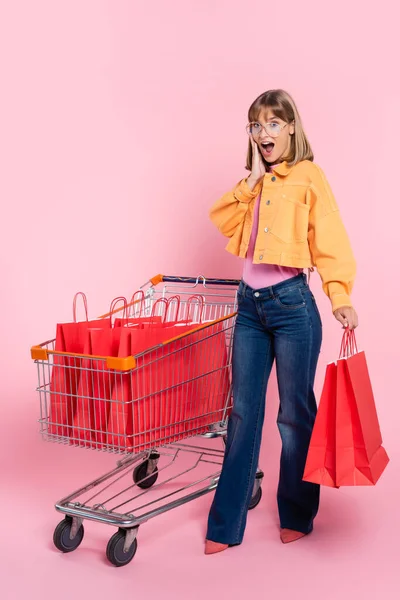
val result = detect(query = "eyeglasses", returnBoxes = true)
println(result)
[246,121,289,139]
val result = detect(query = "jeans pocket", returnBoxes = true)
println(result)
[274,287,306,310]
[236,289,245,307]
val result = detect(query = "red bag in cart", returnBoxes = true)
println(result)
[72,298,132,448]
[106,296,196,450]
[107,299,231,452]
[49,293,111,438]
[152,310,230,439]
[335,330,389,486]
[302,361,339,488]
[165,296,230,437]
[72,327,131,448]
[132,296,206,446]
[141,299,231,443]
[105,328,166,450]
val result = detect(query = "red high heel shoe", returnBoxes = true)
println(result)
[204,540,229,555]
[280,528,309,544]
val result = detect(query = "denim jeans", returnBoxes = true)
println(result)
[206,273,322,545]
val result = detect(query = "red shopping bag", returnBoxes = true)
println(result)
[182,321,231,435]
[72,326,129,447]
[105,295,229,452]
[106,324,156,451]
[302,361,339,488]
[126,334,197,450]
[153,318,231,438]
[71,330,96,446]
[335,330,389,486]
[49,293,111,438]
[126,296,210,447]
[72,297,131,449]
[105,297,203,451]
[129,319,230,448]
[105,325,194,450]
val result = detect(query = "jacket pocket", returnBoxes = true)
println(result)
[270,197,310,243]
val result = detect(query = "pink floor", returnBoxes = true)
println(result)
[2,397,398,600]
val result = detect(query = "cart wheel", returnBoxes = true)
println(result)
[106,530,138,567]
[133,460,159,489]
[53,517,84,553]
[248,486,262,510]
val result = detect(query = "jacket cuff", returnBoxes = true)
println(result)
[331,293,353,313]
[233,178,260,203]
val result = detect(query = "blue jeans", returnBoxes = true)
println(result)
[206,273,322,544]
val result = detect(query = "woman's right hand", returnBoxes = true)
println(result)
[246,137,266,190]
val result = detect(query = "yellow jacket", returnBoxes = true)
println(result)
[209,160,356,312]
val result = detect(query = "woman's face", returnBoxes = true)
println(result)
[251,108,295,165]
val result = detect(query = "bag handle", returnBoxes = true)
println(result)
[151,297,167,320]
[151,295,181,323]
[109,297,128,324]
[166,295,181,322]
[339,328,358,359]
[339,329,351,358]
[186,295,205,324]
[73,292,89,322]
[129,290,145,317]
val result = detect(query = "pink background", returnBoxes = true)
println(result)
[1,1,399,598]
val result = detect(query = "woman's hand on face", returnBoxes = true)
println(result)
[334,306,359,330]
[246,138,266,190]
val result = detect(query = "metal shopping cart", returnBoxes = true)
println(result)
[31,275,264,566]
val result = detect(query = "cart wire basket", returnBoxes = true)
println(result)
[31,275,264,566]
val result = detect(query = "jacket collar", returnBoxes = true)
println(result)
[272,161,294,177]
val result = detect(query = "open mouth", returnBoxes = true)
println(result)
[260,142,275,155]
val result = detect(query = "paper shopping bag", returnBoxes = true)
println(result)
[131,320,231,447]
[303,362,339,488]
[105,320,203,451]
[49,293,111,438]
[72,326,129,448]
[105,327,136,450]
[336,339,389,486]
[167,321,231,437]
[105,295,217,451]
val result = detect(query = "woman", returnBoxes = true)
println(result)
[205,89,358,554]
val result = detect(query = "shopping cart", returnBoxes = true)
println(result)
[31,275,264,566]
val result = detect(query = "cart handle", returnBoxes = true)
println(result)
[148,274,240,287]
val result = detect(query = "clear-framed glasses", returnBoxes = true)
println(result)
[246,121,289,139]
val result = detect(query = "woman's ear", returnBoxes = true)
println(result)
[289,120,295,135]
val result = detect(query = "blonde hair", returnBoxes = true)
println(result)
[245,89,314,170]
